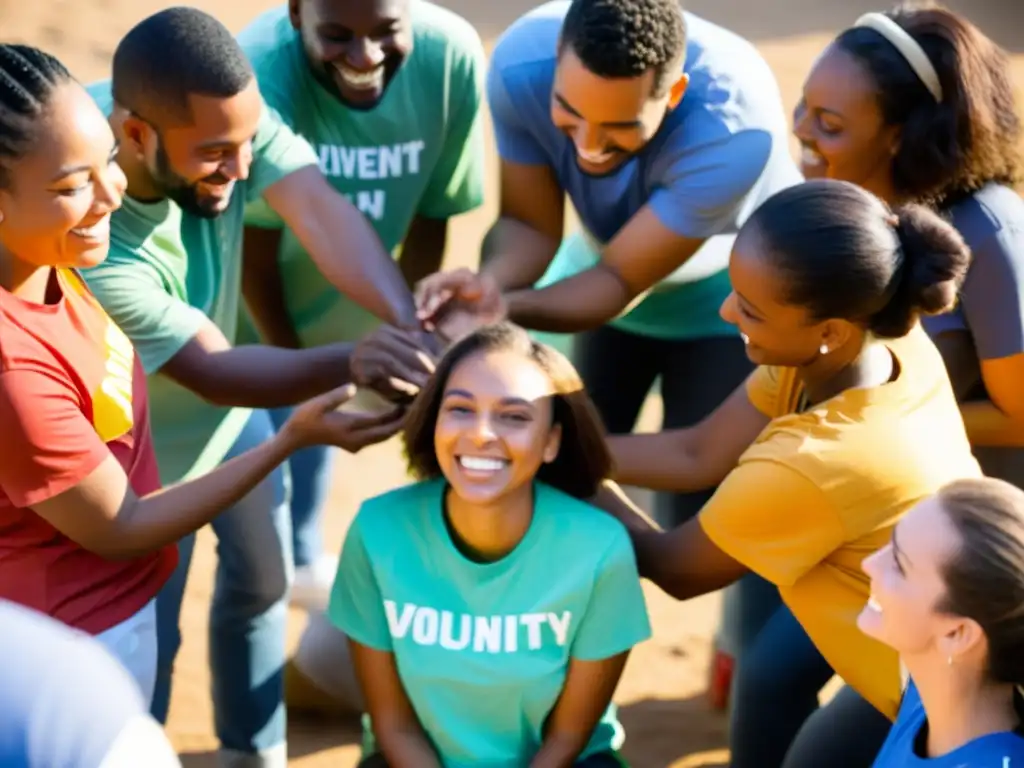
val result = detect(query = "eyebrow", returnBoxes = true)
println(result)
[553,92,643,129]
[891,528,911,571]
[443,389,535,408]
[50,143,119,183]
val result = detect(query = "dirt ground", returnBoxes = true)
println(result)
[3,0,1022,765]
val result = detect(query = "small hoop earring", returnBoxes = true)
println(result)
[819,344,829,355]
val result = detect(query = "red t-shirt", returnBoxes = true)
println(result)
[0,269,177,634]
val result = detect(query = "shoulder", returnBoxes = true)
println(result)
[535,482,633,553]
[238,7,304,102]
[237,5,293,59]
[354,478,445,533]
[946,183,1024,244]
[490,1,563,87]
[409,1,484,65]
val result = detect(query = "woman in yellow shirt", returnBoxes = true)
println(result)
[596,177,980,767]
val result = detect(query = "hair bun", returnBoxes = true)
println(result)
[867,203,970,337]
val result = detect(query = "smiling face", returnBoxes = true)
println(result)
[719,227,850,367]
[859,497,969,659]
[134,84,261,219]
[291,0,412,110]
[434,349,562,507]
[793,44,900,202]
[551,47,684,175]
[0,81,126,270]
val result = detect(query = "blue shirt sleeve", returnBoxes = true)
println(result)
[486,61,549,166]
[648,126,773,240]
[571,529,651,661]
[327,509,392,651]
[958,224,1024,360]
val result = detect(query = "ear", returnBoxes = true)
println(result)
[943,616,986,664]
[820,318,855,355]
[120,113,153,158]
[288,0,302,29]
[667,73,689,110]
[542,423,562,464]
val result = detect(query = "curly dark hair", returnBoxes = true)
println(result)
[559,0,687,98]
[836,3,1023,205]
[402,323,613,500]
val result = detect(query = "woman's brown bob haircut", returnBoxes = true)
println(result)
[402,322,613,499]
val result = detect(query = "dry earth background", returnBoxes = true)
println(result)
[3,0,1022,765]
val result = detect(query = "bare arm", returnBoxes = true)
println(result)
[960,353,1024,447]
[350,641,442,768]
[504,207,708,333]
[241,225,302,349]
[263,166,419,330]
[160,320,354,409]
[481,159,565,289]
[398,215,449,289]
[530,654,630,768]
[609,381,770,492]
[29,388,403,561]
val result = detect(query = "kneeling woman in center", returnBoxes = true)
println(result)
[329,323,651,768]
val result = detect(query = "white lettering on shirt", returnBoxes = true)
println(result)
[315,140,427,222]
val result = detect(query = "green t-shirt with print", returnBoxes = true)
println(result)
[82,80,318,484]
[330,478,651,766]
[238,0,486,347]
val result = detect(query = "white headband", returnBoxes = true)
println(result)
[853,12,943,103]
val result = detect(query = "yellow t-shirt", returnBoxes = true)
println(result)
[700,326,981,718]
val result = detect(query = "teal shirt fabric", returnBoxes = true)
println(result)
[82,80,318,484]
[238,1,487,347]
[329,478,651,766]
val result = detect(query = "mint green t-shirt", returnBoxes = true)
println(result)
[329,478,651,766]
[82,81,318,484]
[238,1,486,347]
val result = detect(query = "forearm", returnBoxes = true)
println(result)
[961,400,1024,447]
[298,196,418,329]
[480,217,560,290]
[111,431,296,559]
[193,343,353,408]
[608,431,718,492]
[376,728,443,768]
[504,266,633,334]
[399,216,448,288]
[242,226,301,349]
[530,733,587,768]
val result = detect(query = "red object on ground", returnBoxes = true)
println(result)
[708,648,734,711]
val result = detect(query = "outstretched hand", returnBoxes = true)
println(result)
[415,268,507,336]
[282,384,406,453]
[351,324,438,403]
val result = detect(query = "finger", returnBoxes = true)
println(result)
[346,405,407,430]
[315,383,357,412]
[386,376,421,397]
[417,288,454,320]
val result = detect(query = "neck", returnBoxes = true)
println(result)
[906,656,1018,758]
[0,248,53,303]
[861,174,902,209]
[445,485,534,562]
[798,335,893,405]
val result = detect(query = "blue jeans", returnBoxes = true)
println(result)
[729,603,891,768]
[270,406,332,569]
[150,410,293,763]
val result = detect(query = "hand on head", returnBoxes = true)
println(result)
[415,268,508,341]
[351,324,439,403]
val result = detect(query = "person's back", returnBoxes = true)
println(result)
[715,324,981,717]
[0,600,179,768]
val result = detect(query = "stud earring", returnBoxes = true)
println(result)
[819,344,829,355]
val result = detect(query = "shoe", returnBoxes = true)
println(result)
[289,554,339,612]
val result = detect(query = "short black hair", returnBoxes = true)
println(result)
[559,0,686,98]
[0,45,73,188]
[835,4,1023,205]
[112,7,254,124]
[747,179,971,339]
[403,323,613,500]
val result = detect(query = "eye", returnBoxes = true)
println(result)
[444,403,472,416]
[502,411,532,424]
[56,184,88,197]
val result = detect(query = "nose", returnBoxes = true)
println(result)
[792,100,812,143]
[861,546,884,577]
[221,142,253,182]
[573,123,604,155]
[719,291,738,325]
[469,413,498,445]
[346,37,385,71]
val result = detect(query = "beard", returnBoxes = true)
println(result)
[151,141,230,220]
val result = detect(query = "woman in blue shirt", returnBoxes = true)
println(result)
[328,322,651,767]
[861,477,1024,766]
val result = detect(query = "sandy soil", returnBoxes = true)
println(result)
[3,0,1022,765]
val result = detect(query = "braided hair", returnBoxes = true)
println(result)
[0,44,72,188]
